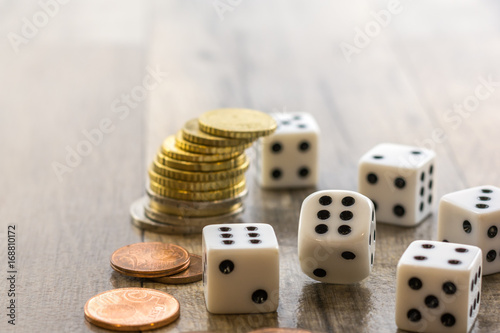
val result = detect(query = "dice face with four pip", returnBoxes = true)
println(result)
[298,190,376,284]
[202,223,279,314]
[395,241,482,333]
[257,112,319,189]
[358,143,436,226]
[437,185,500,275]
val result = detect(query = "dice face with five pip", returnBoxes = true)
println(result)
[298,190,376,284]
[202,223,279,314]
[358,143,436,226]
[257,112,319,189]
[395,241,482,333]
[437,185,500,275]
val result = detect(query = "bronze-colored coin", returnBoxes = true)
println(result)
[175,132,252,155]
[130,197,243,234]
[151,158,249,182]
[148,168,245,192]
[250,329,313,333]
[182,118,254,147]
[154,152,247,172]
[149,179,246,201]
[153,254,202,284]
[198,108,277,139]
[161,136,241,162]
[111,260,191,278]
[84,288,180,331]
[110,242,190,278]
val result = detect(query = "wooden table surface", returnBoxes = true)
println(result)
[1,1,500,332]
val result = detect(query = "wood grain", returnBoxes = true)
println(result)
[0,0,499,332]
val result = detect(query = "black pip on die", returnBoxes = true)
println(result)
[395,241,482,333]
[202,223,279,314]
[257,112,319,188]
[437,185,500,275]
[298,190,376,284]
[358,143,436,226]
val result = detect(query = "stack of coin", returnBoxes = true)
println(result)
[110,242,203,284]
[131,108,277,234]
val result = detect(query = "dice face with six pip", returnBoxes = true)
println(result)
[202,223,279,314]
[257,112,319,189]
[298,190,376,284]
[395,240,482,333]
[437,185,500,275]
[358,143,436,226]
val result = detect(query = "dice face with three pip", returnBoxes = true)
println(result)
[298,190,376,284]
[257,112,319,189]
[396,241,482,333]
[202,223,279,314]
[358,143,436,226]
[437,185,500,275]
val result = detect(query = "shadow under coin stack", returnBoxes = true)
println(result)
[130,108,277,234]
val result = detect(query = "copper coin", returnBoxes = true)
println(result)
[152,254,202,284]
[111,259,191,278]
[84,288,180,331]
[250,329,313,333]
[110,242,190,278]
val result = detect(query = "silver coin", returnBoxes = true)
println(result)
[144,202,244,227]
[146,185,248,210]
[130,197,244,234]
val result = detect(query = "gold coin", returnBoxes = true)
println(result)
[151,158,249,182]
[152,254,202,284]
[84,288,180,331]
[155,152,247,172]
[182,118,254,147]
[149,200,243,217]
[198,108,277,139]
[148,168,245,192]
[146,188,248,216]
[149,179,246,201]
[146,186,248,208]
[146,199,243,220]
[161,136,241,162]
[175,132,251,155]
[110,242,190,278]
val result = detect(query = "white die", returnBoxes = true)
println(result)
[395,240,482,333]
[437,185,500,275]
[257,112,319,188]
[298,190,376,284]
[358,143,436,226]
[202,223,279,314]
